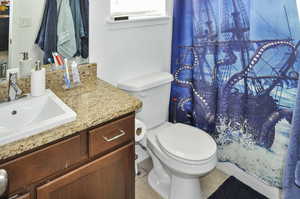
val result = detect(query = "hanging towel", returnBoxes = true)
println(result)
[35,0,58,64]
[69,0,85,56]
[80,0,89,58]
[57,0,77,58]
[283,78,300,198]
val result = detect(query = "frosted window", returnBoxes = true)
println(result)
[297,0,300,19]
[111,0,166,17]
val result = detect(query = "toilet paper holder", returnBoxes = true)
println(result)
[136,127,143,136]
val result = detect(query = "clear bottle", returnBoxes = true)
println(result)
[19,52,33,77]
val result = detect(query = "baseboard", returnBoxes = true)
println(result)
[217,162,282,199]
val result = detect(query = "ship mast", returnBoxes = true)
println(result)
[194,0,218,82]
[221,0,251,116]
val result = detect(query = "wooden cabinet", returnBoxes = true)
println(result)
[2,134,87,194]
[0,114,135,199]
[37,143,135,199]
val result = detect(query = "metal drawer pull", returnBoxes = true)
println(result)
[103,129,126,142]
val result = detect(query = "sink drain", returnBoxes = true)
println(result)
[11,110,17,115]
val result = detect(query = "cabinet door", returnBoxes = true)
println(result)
[37,143,135,199]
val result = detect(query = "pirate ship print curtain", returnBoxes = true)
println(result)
[170,0,300,188]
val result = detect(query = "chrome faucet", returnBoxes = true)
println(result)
[8,72,24,101]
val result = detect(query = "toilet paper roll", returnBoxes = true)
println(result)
[135,119,146,143]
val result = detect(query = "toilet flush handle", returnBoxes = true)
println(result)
[136,91,148,98]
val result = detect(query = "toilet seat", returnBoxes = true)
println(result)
[156,123,217,164]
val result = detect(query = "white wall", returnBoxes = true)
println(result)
[90,0,173,85]
[9,0,45,68]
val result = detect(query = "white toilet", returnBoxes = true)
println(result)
[118,72,217,199]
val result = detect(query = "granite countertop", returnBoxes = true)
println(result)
[0,78,142,160]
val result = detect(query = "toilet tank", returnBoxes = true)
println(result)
[118,72,174,130]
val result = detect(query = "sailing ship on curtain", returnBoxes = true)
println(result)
[170,0,300,187]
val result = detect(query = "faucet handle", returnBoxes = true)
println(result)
[8,72,23,101]
[9,72,18,83]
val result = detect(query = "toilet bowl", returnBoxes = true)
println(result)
[118,72,217,199]
[146,123,217,199]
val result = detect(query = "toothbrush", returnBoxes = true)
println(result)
[52,53,64,67]
[52,53,59,67]
[57,54,64,66]
[64,58,71,88]
[48,58,53,64]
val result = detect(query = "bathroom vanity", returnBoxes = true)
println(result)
[0,64,142,199]
[1,114,135,199]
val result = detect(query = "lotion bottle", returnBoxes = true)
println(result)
[31,60,46,97]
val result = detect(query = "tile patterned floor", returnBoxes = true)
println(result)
[136,158,229,199]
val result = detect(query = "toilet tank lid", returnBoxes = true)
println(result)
[118,72,174,92]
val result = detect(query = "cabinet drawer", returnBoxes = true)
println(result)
[0,134,87,194]
[89,114,134,157]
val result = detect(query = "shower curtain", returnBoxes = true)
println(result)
[170,0,300,188]
[283,79,300,198]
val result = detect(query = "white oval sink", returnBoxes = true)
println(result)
[0,89,77,145]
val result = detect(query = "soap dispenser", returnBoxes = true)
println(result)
[31,60,46,97]
[19,52,33,77]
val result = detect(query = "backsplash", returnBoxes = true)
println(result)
[0,63,97,101]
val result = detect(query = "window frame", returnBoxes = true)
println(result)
[110,0,167,19]
[107,0,171,28]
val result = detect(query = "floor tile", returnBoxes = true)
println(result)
[200,169,230,198]
[135,158,229,199]
[136,174,164,199]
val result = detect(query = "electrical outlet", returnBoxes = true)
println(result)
[18,17,32,28]
[6,68,19,80]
